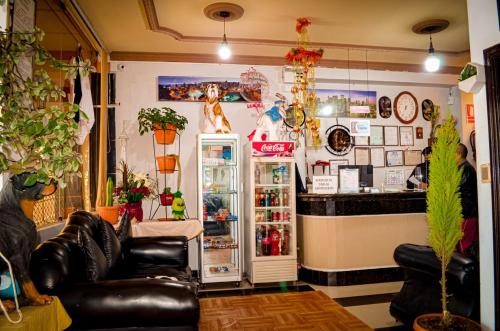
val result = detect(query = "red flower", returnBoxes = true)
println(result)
[296,17,311,33]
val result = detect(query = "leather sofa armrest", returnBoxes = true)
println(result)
[394,244,477,288]
[59,278,199,329]
[122,236,189,268]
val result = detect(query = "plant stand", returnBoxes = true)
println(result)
[149,129,182,220]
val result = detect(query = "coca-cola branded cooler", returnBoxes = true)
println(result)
[243,144,297,284]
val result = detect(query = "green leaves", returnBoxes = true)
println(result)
[0,27,95,187]
[137,107,188,135]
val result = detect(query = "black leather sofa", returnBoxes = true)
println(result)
[30,211,199,330]
[390,244,479,326]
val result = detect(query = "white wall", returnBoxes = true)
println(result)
[466,1,500,329]
[112,61,460,220]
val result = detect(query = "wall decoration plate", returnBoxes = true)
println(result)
[422,99,434,121]
[325,125,354,156]
[394,91,418,124]
[378,96,392,118]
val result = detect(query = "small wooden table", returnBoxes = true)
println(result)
[132,219,203,240]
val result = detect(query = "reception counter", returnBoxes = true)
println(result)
[297,191,428,285]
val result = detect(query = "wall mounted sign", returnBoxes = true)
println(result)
[315,89,377,118]
[329,159,349,176]
[370,126,384,146]
[350,119,370,136]
[158,76,261,102]
[251,141,295,157]
[370,148,385,168]
[386,150,404,167]
[384,126,399,146]
[399,126,414,146]
[385,169,405,185]
[404,150,422,166]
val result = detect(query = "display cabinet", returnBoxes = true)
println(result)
[197,134,242,286]
[244,156,297,284]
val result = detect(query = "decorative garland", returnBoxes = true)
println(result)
[285,17,323,147]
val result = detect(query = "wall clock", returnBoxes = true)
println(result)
[394,91,418,124]
[325,124,354,156]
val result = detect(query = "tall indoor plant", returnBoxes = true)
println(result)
[414,114,480,330]
[138,107,188,144]
[0,27,94,189]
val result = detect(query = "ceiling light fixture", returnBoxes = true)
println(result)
[412,19,449,73]
[218,11,231,60]
[424,34,440,72]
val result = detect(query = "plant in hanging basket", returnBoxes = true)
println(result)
[138,107,188,144]
[415,113,481,331]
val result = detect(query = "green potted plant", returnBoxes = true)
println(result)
[96,177,119,224]
[458,62,485,94]
[159,187,174,206]
[0,27,94,190]
[138,107,188,144]
[413,113,481,331]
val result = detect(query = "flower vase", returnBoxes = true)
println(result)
[120,201,143,223]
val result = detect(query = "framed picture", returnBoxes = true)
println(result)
[329,159,349,176]
[416,127,423,139]
[384,126,399,146]
[370,148,385,168]
[404,150,422,166]
[370,125,384,146]
[354,136,369,146]
[385,169,405,185]
[399,126,414,146]
[354,147,370,165]
[350,119,371,136]
[386,150,404,167]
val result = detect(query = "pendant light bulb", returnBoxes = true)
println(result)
[218,34,231,60]
[424,35,440,72]
[218,13,231,60]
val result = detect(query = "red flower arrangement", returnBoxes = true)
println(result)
[285,47,324,64]
[296,17,311,33]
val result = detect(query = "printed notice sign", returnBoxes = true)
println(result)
[312,176,338,194]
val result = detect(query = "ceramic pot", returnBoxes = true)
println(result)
[413,313,481,331]
[96,205,120,224]
[152,123,176,145]
[119,201,143,223]
[156,155,177,174]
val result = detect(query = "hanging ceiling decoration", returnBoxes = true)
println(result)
[285,17,324,147]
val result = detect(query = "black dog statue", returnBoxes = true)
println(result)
[0,173,56,311]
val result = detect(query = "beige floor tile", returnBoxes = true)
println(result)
[309,281,403,298]
[345,302,402,329]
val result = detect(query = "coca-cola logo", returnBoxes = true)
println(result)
[260,144,285,152]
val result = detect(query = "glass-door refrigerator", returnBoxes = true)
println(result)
[197,134,242,286]
[244,156,297,284]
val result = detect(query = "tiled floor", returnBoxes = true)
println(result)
[198,280,407,330]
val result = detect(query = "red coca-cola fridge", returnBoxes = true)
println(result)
[244,142,297,284]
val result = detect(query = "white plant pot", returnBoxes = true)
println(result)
[458,62,485,94]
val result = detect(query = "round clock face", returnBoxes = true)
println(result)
[394,91,418,124]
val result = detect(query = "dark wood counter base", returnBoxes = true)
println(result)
[299,265,404,286]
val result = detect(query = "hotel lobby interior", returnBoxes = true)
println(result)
[0,0,499,330]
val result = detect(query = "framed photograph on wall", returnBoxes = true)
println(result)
[386,150,404,167]
[370,148,385,168]
[354,147,370,165]
[329,159,349,176]
[404,150,422,166]
[384,126,399,146]
[399,126,414,146]
[370,125,384,146]
[354,136,369,146]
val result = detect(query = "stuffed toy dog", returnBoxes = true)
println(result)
[0,173,55,312]
[203,83,231,134]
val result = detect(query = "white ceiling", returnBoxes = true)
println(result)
[73,0,470,70]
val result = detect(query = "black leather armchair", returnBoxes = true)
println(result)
[389,244,479,326]
[30,211,199,330]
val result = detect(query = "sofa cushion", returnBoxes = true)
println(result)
[115,211,131,243]
[114,264,192,282]
[77,229,109,281]
[98,219,122,270]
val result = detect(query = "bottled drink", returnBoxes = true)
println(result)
[281,226,290,255]
[283,190,289,206]
[270,190,276,206]
[266,190,271,206]
[256,229,262,256]
[282,165,289,184]
[255,189,261,206]
[277,188,283,206]
[255,166,261,184]
[267,209,272,222]
[260,193,266,207]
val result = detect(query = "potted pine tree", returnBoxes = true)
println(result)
[413,114,481,330]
